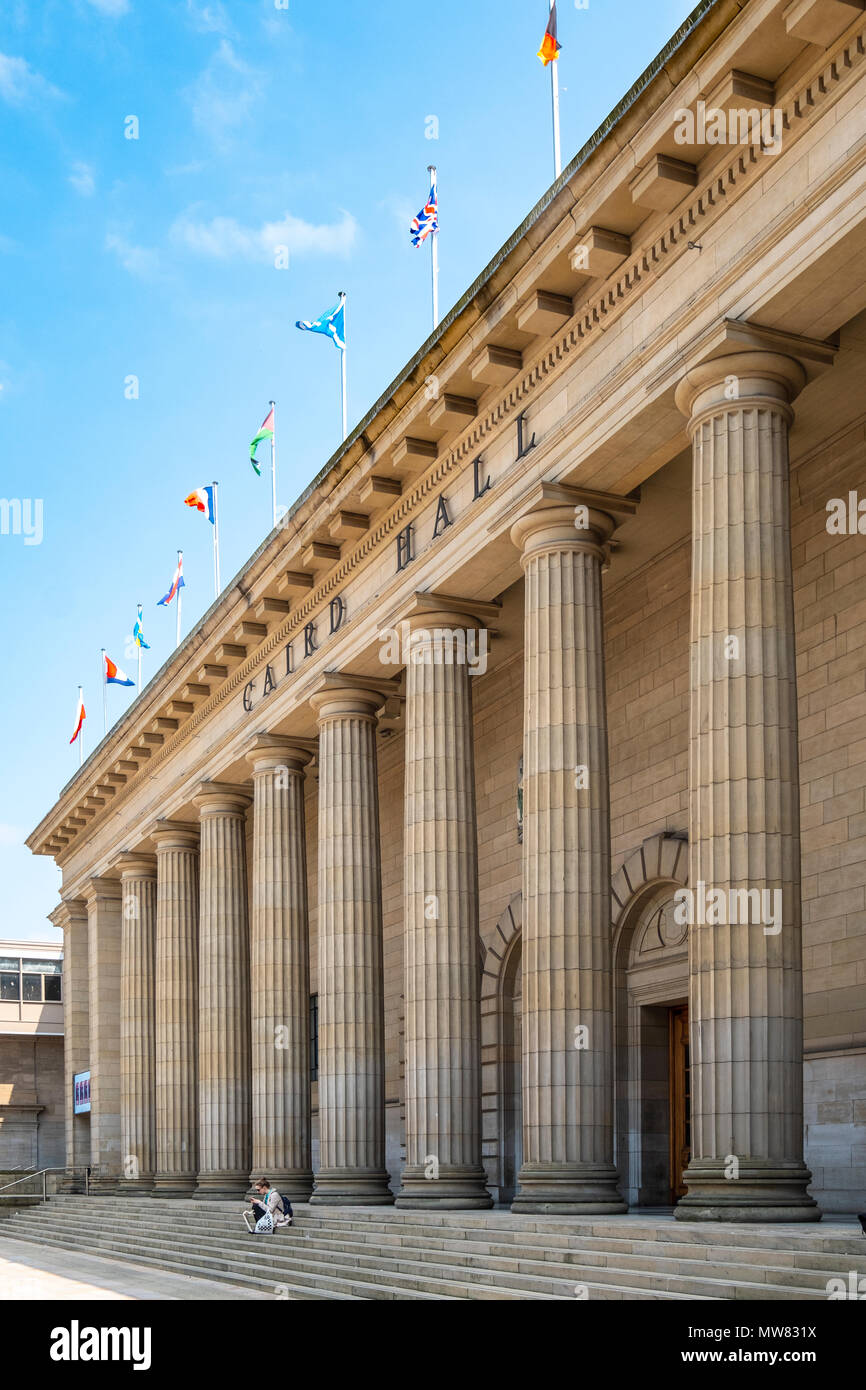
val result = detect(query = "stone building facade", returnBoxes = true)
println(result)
[0,941,65,1173]
[29,0,866,1218]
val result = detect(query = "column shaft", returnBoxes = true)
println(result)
[153,825,199,1196]
[675,350,819,1221]
[51,900,90,1190]
[83,880,123,1192]
[510,501,626,1213]
[119,858,157,1191]
[248,738,314,1199]
[195,786,252,1198]
[397,610,492,1208]
[310,680,393,1205]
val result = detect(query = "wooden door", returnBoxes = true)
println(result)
[669,1005,691,1202]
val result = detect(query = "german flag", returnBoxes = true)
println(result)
[537,3,562,66]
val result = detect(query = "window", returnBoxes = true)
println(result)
[0,957,62,1004]
[0,973,19,1002]
[310,994,319,1082]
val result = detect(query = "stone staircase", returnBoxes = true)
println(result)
[1,1197,863,1300]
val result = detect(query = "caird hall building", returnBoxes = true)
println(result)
[29,0,866,1222]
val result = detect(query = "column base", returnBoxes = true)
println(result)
[89,1175,121,1196]
[511,1162,628,1215]
[152,1174,198,1198]
[674,1159,822,1223]
[395,1165,493,1210]
[309,1167,394,1206]
[193,1171,251,1200]
[117,1176,155,1194]
[249,1169,314,1203]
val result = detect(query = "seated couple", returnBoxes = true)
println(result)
[243,1178,294,1234]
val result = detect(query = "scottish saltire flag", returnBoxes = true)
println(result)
[184,485,217,523]
[538,3,562,64]
[410,184,439,247]
[296,296,346,351]
[249,410,274,478]
[103,654,134,687]
[158,556,185,607]
[133,605,149,650]
[69,691,86,745]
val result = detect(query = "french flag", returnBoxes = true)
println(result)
[104,654,134,687]
[158,555,185,607]
[184,485,216,525]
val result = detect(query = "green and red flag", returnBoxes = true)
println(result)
[249,406,274,477]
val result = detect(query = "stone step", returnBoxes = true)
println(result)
[10,1208,852,1293]
[5,1210,817,1299]
[44,1196,864,1257]
[0,1227,454,1301]
[34,1199,866,1269]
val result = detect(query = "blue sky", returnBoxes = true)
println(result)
[0,0,698,940]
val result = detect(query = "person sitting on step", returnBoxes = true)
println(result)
[242,1178,293,1234]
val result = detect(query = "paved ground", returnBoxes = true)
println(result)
[0,1234,272,1300]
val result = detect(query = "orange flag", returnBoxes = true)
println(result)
[538,4,562,66]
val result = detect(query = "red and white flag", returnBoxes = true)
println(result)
[69,690,86,745]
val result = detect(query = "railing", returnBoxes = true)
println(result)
[0,1167,90,1203]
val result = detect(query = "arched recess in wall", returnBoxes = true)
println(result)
[611,832,690,1208]
[480,894,522,1204]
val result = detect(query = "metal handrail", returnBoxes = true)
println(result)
[0,1167,90,1201]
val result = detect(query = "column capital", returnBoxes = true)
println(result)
[81,876,123,907]
[673,319,837,431]
[111,851,157,881]
[245,733,316,776]
[150,819,199,851]
[309,672,400,723]
[508,481,637,567]
[48,897,88,931]
[387,589,502,634]
[193,782,252,816]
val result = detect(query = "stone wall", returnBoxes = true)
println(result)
[0,1035,65,1171]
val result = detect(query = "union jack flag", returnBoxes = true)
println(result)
[410,184,439,247]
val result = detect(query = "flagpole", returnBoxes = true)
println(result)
[101,649,107,737]
[428,165,439,330]
[549,0,562,179]
[78,686,84,768]
[339,292,347,440]
[176,549,183,650]
[269,402,277,530]
[212,482,221,597]
[137,605,142,692]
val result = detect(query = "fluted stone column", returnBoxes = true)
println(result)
[194,784,252,1199]
[309,675,394,1205]
[152,822,200,1196]
[247,735,315,1199]
[82,878,123,1193]
[118,855,157,1192]
[50,899,90,1190]
[396,594,498,1209]
[674,350,819,1222]
[509,486,633,1213]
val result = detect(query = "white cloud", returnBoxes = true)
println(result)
[186,0,232,35]
[105,231,160,279]
[0,51,63,107]
[85,0,131,15]
[68,161,96,196]
[186,40,260,141]
[170,209,358,263]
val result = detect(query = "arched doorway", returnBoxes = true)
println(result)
[612,833,690,1208]
[500,938,522,1204]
